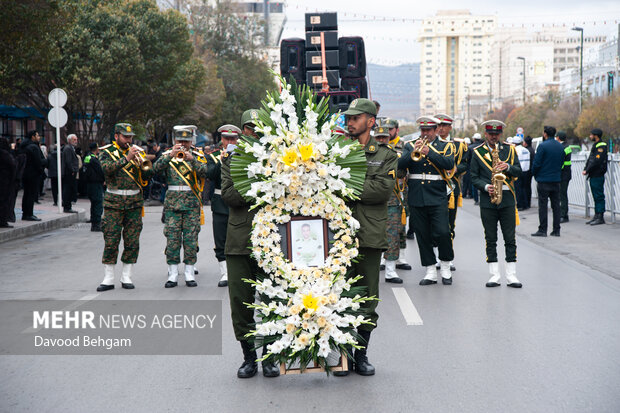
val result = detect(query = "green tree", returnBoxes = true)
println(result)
[189,0,276,129]
[575,93,620,140]
[1,0,206,144]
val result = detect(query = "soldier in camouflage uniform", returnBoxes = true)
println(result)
[373,124,406,284]
[205,124,243,287]
[153,125,209,288]
[96,123,154,292]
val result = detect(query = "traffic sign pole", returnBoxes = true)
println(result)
[55,110,62,214]
[48,88,68,214]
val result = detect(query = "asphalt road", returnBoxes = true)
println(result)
[1,202,619,413]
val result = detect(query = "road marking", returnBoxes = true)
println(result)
[21,293,101,334]
[392,287,423,326]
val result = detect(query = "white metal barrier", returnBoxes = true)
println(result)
[533,152,619,223]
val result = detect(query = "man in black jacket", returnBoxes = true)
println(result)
[62,134,80,213]
[582,128,608,226]
[20,131,45,221]
[84,143,105,231]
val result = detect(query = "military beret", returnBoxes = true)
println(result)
[434,113,454,125]
[344,98,377,116]
[218,124,242,138]
[374,126,389,137]
[115,123,135,136]
[241,109,260,127]
[416,116,439,129]
[481,120,506,134]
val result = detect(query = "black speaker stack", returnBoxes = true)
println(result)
[280,12,368,112]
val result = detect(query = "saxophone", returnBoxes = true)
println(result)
[490,145,506,205]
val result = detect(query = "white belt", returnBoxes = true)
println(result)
[168,185,191,191]
[213,188,222,195]
[107,189,140,196]
[409,174,442,181]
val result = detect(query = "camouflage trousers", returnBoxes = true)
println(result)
[385,205,406,260]
[102,207,143,264]
[164,208,201,265]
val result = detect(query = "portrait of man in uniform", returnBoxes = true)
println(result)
[289,218,326,268]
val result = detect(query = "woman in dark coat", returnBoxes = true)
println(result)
[0,137,17,227]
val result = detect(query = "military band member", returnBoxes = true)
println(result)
[334,99,397,376]
[221,109,280,378]
[153,125,209,288]
[375,123,409,283]
[385,118,412,271]
[96,123,154,292]
[206,124,243,287]
[398,117,455,285]
[470,120,522,288]
[435,113,467,271]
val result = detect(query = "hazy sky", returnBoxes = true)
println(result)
[281,0,620,65]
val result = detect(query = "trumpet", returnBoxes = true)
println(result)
[130,145,152,171]
[412,137,429,162]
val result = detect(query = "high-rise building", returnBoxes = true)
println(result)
[418,10,497,124]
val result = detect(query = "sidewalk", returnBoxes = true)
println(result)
[0,193,87,244]
[460,198,620,280]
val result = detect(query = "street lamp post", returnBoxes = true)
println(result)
[464,85,470,128]
[517,56,526,105]
[484,74,492,113]
[572,27,584,113]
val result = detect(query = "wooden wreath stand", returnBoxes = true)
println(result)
[279,352,348,375]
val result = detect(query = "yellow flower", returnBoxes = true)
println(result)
[302,293,319,311]
[281,148,298,166]
[298,143,314,161]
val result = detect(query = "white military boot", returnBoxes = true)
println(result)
[380,255,386,271]
[419,265,438,285]
[505,262,522,288]
[396,249,412,270]
[384,260,403,284]
[165,264,179,288]
[97,264,116,292]
[448,260,456,271]
[485,262,501,288]
[185,264,197,287]
[439,261,452,285]
[120,263,135,289]
[218,261,228,287]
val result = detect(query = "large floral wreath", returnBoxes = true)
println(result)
[230,76,374,372]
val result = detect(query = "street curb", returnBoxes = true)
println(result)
[0,210,86,244]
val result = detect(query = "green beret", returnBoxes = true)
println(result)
[115,123,135,136]
[343,98,377,116]
[241,109,260,127]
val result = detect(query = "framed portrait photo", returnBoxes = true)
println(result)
[284,216,329,269]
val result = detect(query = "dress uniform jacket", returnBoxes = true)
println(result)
[348,136,398,251]
[398,137,455,206]
[470,142,522,208]
[221,151,256,255]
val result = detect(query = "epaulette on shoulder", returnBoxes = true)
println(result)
[192,149,205,158]
[99,144,112,150]
[380,142,398,153]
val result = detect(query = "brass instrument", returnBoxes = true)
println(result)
[412,137,429,161]
[130,145,152,171]
[490,145,506,205]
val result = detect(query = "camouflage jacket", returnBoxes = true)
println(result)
[153,150,209,211]
[100,143,154,210]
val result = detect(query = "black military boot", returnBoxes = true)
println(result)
[354,330,375,376]
[237,341,258,378]
[590,213,605,226]
[333,345,354,377]
[261,346,280,377]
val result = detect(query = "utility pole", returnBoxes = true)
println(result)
[572,27,584,113]
[485,74,493,113]
[517,56,526,105]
